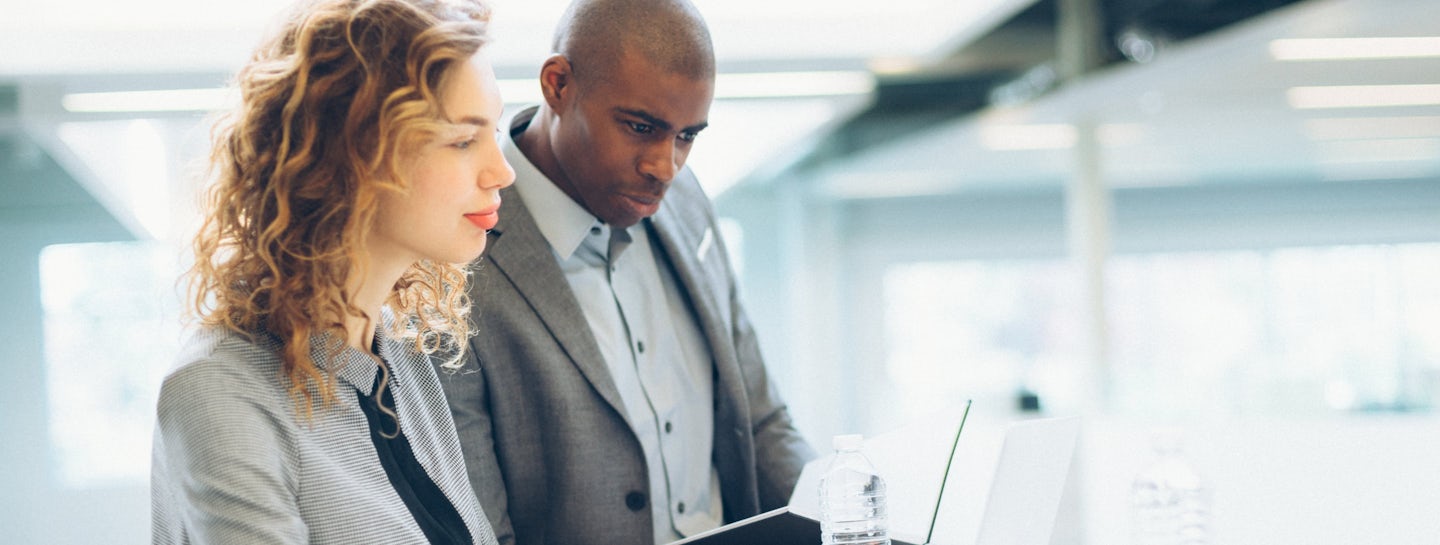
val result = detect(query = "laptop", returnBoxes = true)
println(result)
[969,415,1081,545]
[669,405,1080,545]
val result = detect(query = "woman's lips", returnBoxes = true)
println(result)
[465,208,500,230]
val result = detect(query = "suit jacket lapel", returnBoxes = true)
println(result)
[484,186,631,425]
[648,200,729,366]
[648,192,761,519]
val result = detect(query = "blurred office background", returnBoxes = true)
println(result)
[2,0,1437,543]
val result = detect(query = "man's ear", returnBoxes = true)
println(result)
[538,54,572,111]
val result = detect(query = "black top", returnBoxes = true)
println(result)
[357,369,472,545]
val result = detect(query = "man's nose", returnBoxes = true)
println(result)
[638,139,680,182]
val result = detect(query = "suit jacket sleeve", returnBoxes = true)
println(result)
[732,294,817,510]
[704,190,818,510]
[442,349,517,545]
[153,359,307,544]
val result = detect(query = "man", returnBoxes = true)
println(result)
[440,0,816,544]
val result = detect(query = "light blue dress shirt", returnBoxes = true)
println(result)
[503,108,724,543]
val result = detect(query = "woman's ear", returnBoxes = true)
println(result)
[538,54,572,110]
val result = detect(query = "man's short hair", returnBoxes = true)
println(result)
[552,0,715,85]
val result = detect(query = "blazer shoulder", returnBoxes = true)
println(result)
[669,167,710,207]
[159,327,291,418]
[656,166,721,230]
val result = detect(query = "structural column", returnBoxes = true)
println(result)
[1067,119,1112,413]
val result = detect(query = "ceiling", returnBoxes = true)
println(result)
[0,0,1030,231]
[2,0,1436,230]
[780,0,1440,198]
[0,0,1020,77]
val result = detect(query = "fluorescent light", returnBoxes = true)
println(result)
[503,71,874,104]
[1317,138,1440,164]
[63,88,236,113]
[64,71,872,114]
[978,123,1145,151]
[714,71,874,100]
[1270,37,1440,61]
[1287,84,1440,109]
[869,56,925,76]
[980,124,1076,150]
[1097,123,1148,147]
[1303,116,1440,140]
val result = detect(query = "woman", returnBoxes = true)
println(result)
[150,0,514,543]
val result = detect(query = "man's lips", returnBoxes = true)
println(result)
[622,193,662,207]
[464,207,500,230]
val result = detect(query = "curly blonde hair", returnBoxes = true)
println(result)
[188,0,492,416]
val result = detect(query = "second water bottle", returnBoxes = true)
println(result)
[818,434,890,545]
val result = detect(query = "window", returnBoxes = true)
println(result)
[41,241,184,488]
[880,243,1440,422]
[1109,243,1440,418]
[882,259,1083,421]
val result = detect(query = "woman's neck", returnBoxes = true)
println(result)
[345,255,412,353]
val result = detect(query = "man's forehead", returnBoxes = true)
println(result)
[586,62,713,124]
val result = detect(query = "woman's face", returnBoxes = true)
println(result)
[371,49,515,268]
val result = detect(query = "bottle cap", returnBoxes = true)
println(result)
[832,434,863,451]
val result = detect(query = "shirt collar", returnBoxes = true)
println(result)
[504,106,606,261]
[304,307,407,396]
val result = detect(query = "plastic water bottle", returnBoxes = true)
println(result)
[819,434,890,545]
[1130,429,1212,545]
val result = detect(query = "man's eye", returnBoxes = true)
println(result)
[678,131,698,143]
[627,121,654,135]
[453,138,476,150]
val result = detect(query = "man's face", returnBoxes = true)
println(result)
[550,50,714,228]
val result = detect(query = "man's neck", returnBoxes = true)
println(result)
[514,108,565,193]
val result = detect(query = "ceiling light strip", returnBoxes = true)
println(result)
[64,71,876,113]
[62,88,236,113]
[1287,84,1440,109]
[1270,37,1440,61]
[1303,116,1440,140]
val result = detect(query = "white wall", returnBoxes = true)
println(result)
[0,211,150,545]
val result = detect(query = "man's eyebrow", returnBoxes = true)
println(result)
[616,108,710,134]
[617,108,672,131]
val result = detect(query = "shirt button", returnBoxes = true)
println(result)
[664,420,673,434]
[677,501,686,514]
[625,491,647,512]
[637,341,645,353]
[590,226,602,236]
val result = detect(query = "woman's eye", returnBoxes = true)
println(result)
[453,138,476,150]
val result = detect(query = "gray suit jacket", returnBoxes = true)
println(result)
[152,325,498,545]
[442,170,815,545]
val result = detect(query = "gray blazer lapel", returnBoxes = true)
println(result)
[648,198,729,363]
[484,186,630,424]
[648,185,747,411]
[649,179,762,516]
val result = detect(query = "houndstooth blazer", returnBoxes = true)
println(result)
[151,321,498,545]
